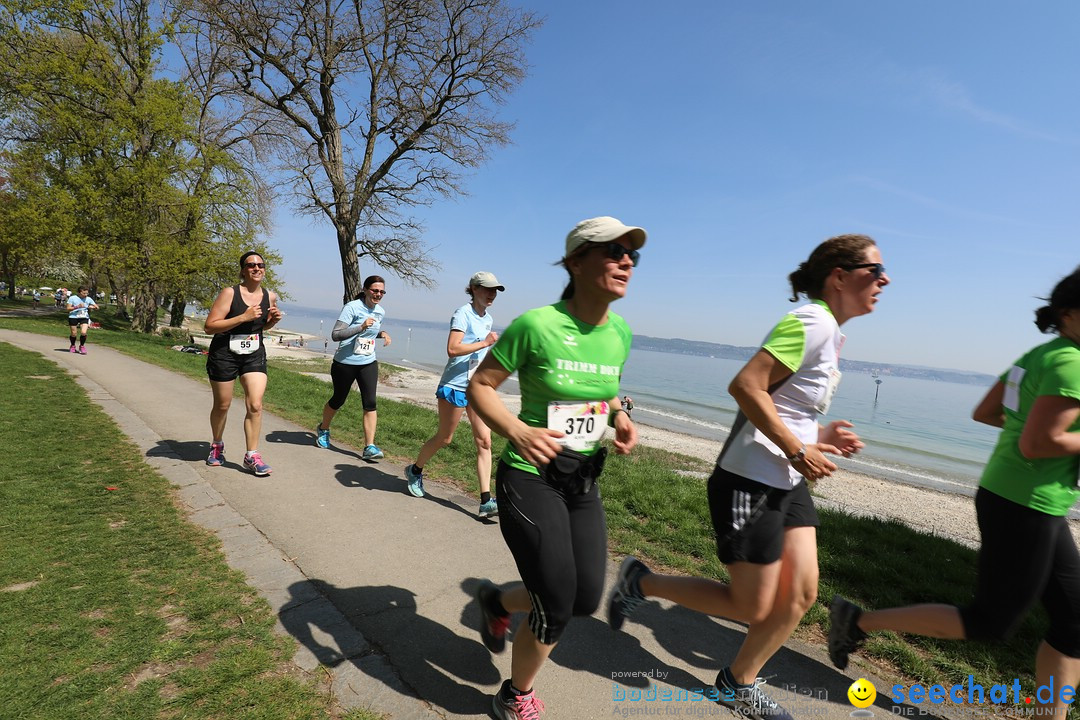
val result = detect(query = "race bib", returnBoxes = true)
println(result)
[1003,365,1025,412]
[815,368,842,415]
[548,400,610,452]
[229,334,260,355]
[353,337,375,356]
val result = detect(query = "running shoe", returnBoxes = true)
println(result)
[69,345,77,353]
[607,556,651,630]
[828,595,867,670]
[315,424,330,449]
[478,498,499,518]
[715,668,795,720]
[206,442,225,467]
[492,679,545,720]
[243,452,272,476]
[405,464,424,497]
[362,444,384,460]
[476,579,510,654]
[79,346,87,355]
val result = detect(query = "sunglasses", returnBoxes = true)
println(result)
[841,262,885,279]
[367,288,387,296]
[244,262,266,269]
[585,241,640,267]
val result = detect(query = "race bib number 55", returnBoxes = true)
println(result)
[547,400,609,452]
[229,334,260,355]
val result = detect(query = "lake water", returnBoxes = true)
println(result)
[277,303,1000,497]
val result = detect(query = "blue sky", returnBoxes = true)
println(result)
[268,1,1079,375]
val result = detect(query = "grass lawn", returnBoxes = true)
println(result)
[0,339,380,719]
[0,308,1056,704]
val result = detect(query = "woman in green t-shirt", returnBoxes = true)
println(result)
[467,216,644,720]
[830,268,1080,717]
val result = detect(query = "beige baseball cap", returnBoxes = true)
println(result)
[565,216,647,258]
[470,271,505,290]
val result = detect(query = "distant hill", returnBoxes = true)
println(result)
[632,335,996,386]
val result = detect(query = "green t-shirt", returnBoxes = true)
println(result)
[490,301,632,475]
[980,336,1080,516]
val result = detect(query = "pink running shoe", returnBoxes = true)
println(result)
[69,346,77,353]
[79,346,87,355]
[243,452,272,476]
[492,680,545,720]
[206,442,225,467]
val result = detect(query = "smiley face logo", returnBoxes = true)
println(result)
[847,678,876,708]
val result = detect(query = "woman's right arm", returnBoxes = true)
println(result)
[972,380,1006,428]
[203,288,248,335]
[728,349,839,481]
[446,329,498,358]
[467,355,563,467]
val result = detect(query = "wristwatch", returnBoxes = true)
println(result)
[787,445,807,464]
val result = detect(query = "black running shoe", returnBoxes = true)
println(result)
[828,594,867,670]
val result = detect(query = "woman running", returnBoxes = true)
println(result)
[829,267,1080,718]
[315,275,391,460]
[607,234,888,720]
[404,272,504,516]
[469,216,643,720]
[204,251,282,475]
[66,286,99,354]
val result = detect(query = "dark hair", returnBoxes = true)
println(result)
[356,274,386,301]
[788,234,876,301]
[1035,267,1080,333]
[239,250,263,267]
[77,286,89,293]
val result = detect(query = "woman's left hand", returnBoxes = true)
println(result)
[381,333,391,346]
[612,410,638,454]
[819,420,863,457]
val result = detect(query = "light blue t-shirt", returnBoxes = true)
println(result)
[332,300,384,366]
[67,295,96,320]
[437,303,494,391]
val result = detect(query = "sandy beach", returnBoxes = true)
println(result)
[256,326,1080,550]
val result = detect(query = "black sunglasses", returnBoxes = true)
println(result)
[244,262,266,269]
[585,241,640,267]
[841,262,885,279]
[367,288,387,295]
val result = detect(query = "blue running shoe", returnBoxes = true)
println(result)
[478,498,499,518]
[315,425,330,449]
[206,442,225,467]
[405,464,425,497]
[362,444,384,460]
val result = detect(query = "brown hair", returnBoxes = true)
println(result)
[1035,267,1080,333]
[356,275,386,302]
[788,234,876,301]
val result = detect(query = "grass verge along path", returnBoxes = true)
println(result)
[0,341,377,720]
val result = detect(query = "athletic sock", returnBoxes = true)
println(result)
[413,463,424,472]
[79,338,86,347]
[501,681,531,701]
[719,667,752,689]
[480,491,491,504]
[70,338,76,347]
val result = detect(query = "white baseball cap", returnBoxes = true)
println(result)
[470,271,505,291]
[565,216,647,258]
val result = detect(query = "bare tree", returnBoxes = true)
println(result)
[175,0,541,303]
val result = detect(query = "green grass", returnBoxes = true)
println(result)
[0,339,380,719]
[0,309,1053,702]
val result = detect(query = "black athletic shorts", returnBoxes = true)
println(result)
[68,317,89,327]
[708,465,819,565]
[205,345,267,382]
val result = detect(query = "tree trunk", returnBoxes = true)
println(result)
[337,222,362,304]
[130,283,158,333]
[169,295,186,327]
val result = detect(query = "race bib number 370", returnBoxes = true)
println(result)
[547,400,609,452]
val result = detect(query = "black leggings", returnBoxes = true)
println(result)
[328,360,378,412]
[496,461,608,645]
[961,487,1080,657]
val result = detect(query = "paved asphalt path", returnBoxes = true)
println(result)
[2,328,934,720]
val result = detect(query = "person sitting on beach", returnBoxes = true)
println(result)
[607,234,888,719]
[829,267,1080,719]
[314,275,391,460]
[404,271,504,516]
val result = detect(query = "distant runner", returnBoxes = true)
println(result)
[315,275,391,461]
[204,251,282,476]
[405,271,504,517]
[66,286,99,355]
